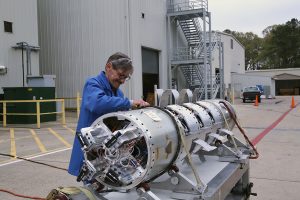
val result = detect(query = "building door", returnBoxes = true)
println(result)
[275,79,300,95]
[142,47,159,105]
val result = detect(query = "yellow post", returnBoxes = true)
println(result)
[36,101,41,129]
[77,92,80,118]
[61,99,66,125]
[3,102,6,128]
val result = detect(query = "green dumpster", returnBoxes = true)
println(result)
[3,87,56,124]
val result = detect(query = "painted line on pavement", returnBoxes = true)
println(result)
[0,135,32,143]
[10,128,16,158]
[0,147,71,167]
[30,129,47,153]
[252,103,299,145]
[63,125,75,135]
[48,128,71,148]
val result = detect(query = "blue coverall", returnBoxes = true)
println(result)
[68,71,131,176]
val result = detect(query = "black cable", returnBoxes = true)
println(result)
[0,153,67,171]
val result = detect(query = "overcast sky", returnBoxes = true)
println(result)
[208,0,300,37]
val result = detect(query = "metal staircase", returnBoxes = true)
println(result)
[167,0,223,99]
[178,17,202,46]
[180,64,204,89]
[179,64,220,99]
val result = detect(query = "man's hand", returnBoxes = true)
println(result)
[131,99,150,108]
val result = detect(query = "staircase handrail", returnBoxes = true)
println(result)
[172,46,205,61]
[168,0,208,13]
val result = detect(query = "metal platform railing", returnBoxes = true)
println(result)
[172,32,221,61]
[172,47,203,61]
[167,0,208,13]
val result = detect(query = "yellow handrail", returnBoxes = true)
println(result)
[56,92,82,118]
[0,99,66,128]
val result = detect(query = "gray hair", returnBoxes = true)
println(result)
[106,52,133,72]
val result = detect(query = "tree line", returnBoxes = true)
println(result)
[224,18,300,70]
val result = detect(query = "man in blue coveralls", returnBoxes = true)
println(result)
[68,52,149,179]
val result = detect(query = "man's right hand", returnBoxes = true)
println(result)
[131,99,150,109]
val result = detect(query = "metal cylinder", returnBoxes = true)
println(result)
[78,100,235,190]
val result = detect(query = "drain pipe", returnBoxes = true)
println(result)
[13,42,40,86]
[126,0,133,99]
[17,42,28,87]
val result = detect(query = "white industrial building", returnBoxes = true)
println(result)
[36,0,246,104]
[211,32,245,89]
[37,0,169,102]
[1,0,248,106]
[232,68,300,97]
[2,0,299,107]
[0,0,40,94]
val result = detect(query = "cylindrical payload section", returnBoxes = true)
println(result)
[78,100,235,190]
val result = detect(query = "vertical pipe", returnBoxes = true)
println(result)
[126,0,133,99]
[221,42,225,99]
[61,100,66,125]
[77,92,80,118]
[208,12,213,98]
[154,85,158,106]
[26,47,32,76]
[21,44,25,87]
[218,40,223,99]
[167,16,172,89]
[203,11,207,99]
[232,87,235,104]
[36,101,40,129]
[3,102,6,128]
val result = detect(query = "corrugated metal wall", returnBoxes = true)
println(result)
[0,0,39,93]
[37,0,169,105]
[38,0,128,100]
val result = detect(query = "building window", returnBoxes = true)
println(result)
[4,21,13,33]
[230,39,233,49]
